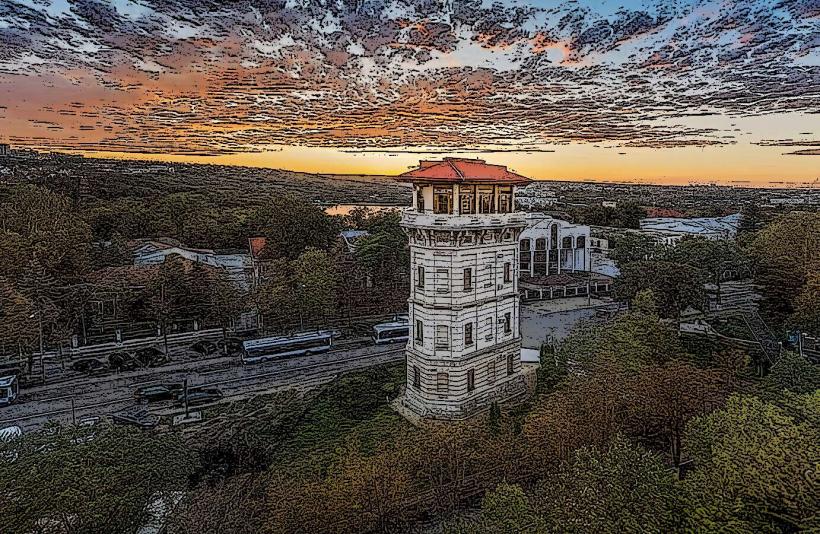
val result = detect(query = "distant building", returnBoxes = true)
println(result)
[338,229,370,253]
[396,158,535,421]
[638,213,741,245]
[131,238,253,289]
[0,144,9,156]
[519,214,590,275]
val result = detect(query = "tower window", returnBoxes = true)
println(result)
[507,353,514,375]
[463,268,472,291]
[504,312,512,334]
[433,186,453,214]
[467,369,475,392]
[436,268,450,293]
[478,186,494,213]
[435,325,449,349]
[503,262,511,283]
[464,322,473,346]
[417,266,425,288]
[436,372,449,393]
[412,366,420,389]
[498,186,513,213]
[415,320,424,345]
[460,185,475,214]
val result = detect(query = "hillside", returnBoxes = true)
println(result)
[0,152,411,208]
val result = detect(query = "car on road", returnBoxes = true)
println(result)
[0,374,19,406]
[0,425,21,443]
[177,387,223,407]
[112,406,160,429]
[217,337,243,355]
[134,347,169,367]
[71,358,108,375]
[190,340,218,356]
[134,383,184,402]
[109,351,141,372]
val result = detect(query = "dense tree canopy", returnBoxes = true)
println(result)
[0,424,198,533]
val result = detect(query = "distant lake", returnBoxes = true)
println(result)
[324,204,405,216]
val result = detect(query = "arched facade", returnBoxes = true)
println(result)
[518,213,591,276]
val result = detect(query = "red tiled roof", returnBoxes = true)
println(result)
[398,158,532,185]
[248,237,267,258]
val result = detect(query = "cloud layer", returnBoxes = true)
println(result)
[0,0,818,155]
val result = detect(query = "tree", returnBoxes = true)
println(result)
[254,258,297,331]
[524,361,632,472]
[0,424,198,533]
[0,185,91,284]
[759,351,820,399]
[666,237,751,305]
[750,212,820,326]
[446,482,547,533]
[615,261,709,318]
[0,276,36,362]
[683,394,820,532]
[246,194,339,261]
[556,290,686,372]
[791,272,820,336]
[625,360,727,466]
[531,435,680,533]
[146,255,191,354]
[208,271,245,345]
[608,232,662,268]
[293,248,339,328]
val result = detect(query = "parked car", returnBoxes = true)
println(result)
[177,387,223,407]
[0,425,21,442]
[190,340,218,356]
[134,347,168,367]
[217,337,243,355]
[109,351,141,372]
[111,406,160,428]
[71,358,108,375]
[134,383,184,402]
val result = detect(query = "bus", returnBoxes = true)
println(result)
[241,331,334,364]
[0,374,19,406]
[372,321,410,345]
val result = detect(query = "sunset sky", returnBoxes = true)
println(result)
[1,0,818,185]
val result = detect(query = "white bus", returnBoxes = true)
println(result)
[241,331,334,364]
[372,321,410,345]
[0,374,19,406]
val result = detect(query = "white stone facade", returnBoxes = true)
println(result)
[519,213,591,275]
[400,196,530,420]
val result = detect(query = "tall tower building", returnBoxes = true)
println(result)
[396,158,533,421]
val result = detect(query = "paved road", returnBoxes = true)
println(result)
[0,342,405,433]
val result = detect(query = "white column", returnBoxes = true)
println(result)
[453,184,460,215]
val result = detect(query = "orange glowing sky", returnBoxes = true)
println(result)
[1,1,818,186]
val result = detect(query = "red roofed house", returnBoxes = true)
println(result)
[395,158,536,422]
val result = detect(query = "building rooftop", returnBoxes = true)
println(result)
[398,157,532,185]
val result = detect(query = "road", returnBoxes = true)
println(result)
[0,341,405,433]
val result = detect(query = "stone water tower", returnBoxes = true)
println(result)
[396,158,533,421]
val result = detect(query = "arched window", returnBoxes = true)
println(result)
[550,225,558,249]
[576,236,586,248]
[520,239,531,251]
[535,238,546,251]
[562,236,573,249]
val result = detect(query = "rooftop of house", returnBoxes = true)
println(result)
[397,157,532,185]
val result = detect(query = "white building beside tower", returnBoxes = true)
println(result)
[396,158,534,421]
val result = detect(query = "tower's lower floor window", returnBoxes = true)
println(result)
[436,372,449,393]
[412,366,421,389]
[467,369,475,392]
[507,353,514,376]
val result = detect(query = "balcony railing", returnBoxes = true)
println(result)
[401,209,526,229]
